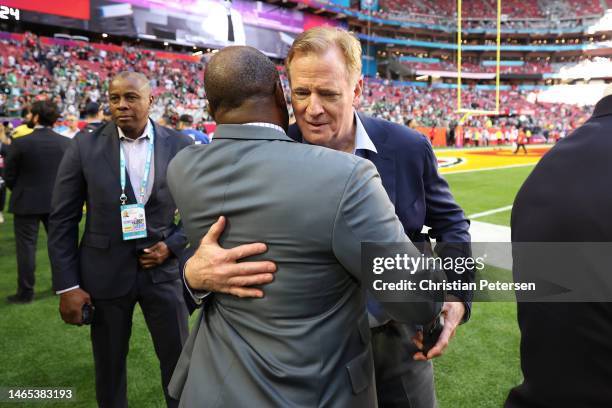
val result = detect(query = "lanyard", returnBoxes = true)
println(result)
[119,125,154,205]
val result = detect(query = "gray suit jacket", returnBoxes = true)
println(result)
[166,124,440,408]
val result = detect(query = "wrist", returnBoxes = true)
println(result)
[184,257,198,289]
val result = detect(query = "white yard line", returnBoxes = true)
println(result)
[469,205,513,219]
[443,163,535,175]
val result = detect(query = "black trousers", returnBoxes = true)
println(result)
[372,321,437,408]
[514,144,527,154]
[90,272,189,408]
[13,213,49,298]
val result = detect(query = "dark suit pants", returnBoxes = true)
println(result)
[372,321,437,408]
[13,213,49,298]
[90,271,189,408]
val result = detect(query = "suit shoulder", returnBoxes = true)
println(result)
[168,143,200,174]
[364,115,430,150]
[159,125,193,148]
[286,140,372,178]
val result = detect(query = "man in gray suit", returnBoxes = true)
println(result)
[167,46,441,407]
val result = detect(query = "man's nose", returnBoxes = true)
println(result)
[118,98,129,110]
[305,95,324,117]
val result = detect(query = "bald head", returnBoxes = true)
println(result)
[205,46,280,114]
[110,71,151,97]
[108,71,153,138]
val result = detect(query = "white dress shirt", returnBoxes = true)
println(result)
[117,119,155,205]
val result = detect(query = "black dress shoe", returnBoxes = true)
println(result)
[6,294,33,304]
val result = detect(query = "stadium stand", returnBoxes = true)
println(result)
[0,27,596,145]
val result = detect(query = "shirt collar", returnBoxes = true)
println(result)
[118,118,153,142]
[242,122,287,135]
[353,112,377,155]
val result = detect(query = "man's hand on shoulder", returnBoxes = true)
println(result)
[185,216,277,298]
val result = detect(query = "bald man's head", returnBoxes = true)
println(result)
[110,71,152,96]
[108,71,154,138]
[205,46,281,115]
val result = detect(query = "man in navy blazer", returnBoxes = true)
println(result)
[286,27,472,408]
[182,28,472,407]
[287,96,471,408]
[48,72,192,408]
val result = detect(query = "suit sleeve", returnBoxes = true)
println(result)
[163,136,194,257]
[164,220,188,258]
[3,140,20,189]
[420,138,474,321]
[332,158,442,325]
[48,138,86,292]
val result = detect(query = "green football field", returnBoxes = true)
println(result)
[0,164,536,407]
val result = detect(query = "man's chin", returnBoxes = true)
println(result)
[301,130,331,145]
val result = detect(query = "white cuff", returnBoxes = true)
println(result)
[56,285,80,295]
[183,259,210,306]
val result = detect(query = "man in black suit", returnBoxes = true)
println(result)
[48,71,192,408]
[4,100,69,304]
[505,92,612,407]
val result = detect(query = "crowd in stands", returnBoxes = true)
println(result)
[376,0,604,23]
[0,32,209,129]
[401,60,554,74]
[0,31,594,144]
[361,82,593,138]
[566,0,604,16]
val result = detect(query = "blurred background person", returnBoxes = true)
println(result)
[60,114,80,139]
[0,122,11,224]
[12,107,34,139]
[3,100,70,304]
[79,102,104,135]
[177,114,209,144]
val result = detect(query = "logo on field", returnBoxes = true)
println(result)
[437,157,464,168]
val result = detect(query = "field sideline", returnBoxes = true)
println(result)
[0,148,539,407]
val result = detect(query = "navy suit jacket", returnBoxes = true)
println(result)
[289,113,473,316]
[48,121,193,299]
[4,128,70,215]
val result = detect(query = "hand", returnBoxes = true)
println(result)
[412,295,465,360]
[59,288,91,326]
[185,216,276,298]
[139,241,171,269]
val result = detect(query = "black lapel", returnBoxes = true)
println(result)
[148,122,171,206]
[101,122,137,204]
[359,114,397,205]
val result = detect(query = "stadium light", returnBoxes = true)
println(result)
[102,33,108,38]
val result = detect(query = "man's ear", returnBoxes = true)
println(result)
[352,76,363,109]
[207,103,216,121]
[275,80,289,132]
